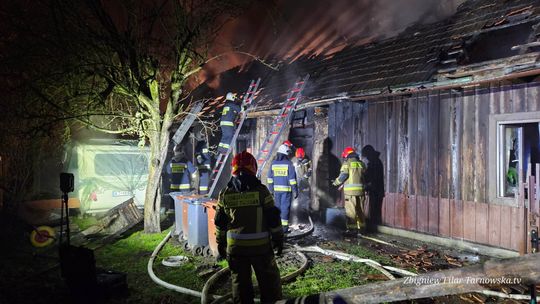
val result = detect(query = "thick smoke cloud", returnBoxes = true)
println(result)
[198,0,465,87]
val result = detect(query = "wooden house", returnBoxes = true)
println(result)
[194,0,540,255]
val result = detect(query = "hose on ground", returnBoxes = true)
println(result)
[201,266,230,304]
[294,245,415,279]
[149,220,313,303]
[148,225,219,299]
[208,250,310,304]
[286,216,314,240]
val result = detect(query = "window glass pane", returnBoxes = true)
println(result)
[502,126,519,197]
[498,122,540,199]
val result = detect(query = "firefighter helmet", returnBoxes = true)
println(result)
[341,146,355,158]
[232,151,257,176]
[277,144,291,155]
[283,140,293,147]
[226,92,236,101]
[295,147,305,159]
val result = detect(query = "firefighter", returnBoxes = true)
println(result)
[214,151,283,304]
[293,147,312,181]
[267,144,298,232]
[218,92,242,154]
[332,146,366,235]
[291,147,312,225]
[167,148,197,194]
[195,133,212,195]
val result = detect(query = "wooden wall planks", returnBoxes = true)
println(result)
[242,81,540,251]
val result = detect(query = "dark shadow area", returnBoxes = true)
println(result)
[361,145,385,233]
[315,137,342,228]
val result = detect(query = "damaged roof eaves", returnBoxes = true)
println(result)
[192,0,540,113]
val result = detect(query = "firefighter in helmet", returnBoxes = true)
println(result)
[267,143,298,232]
[332,146,366,235]
[218,92,242,154]
[214,151,283,304]
[167,147,197,194]
[291,147,312,225]
[293,147,312,181]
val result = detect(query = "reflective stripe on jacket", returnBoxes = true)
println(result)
[220,101,241,126]
[335,156,365,196]
[167,158,196,192]
[215,183,282,256]
[267,160,297,193]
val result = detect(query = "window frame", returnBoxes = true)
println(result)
[488,111,540,206]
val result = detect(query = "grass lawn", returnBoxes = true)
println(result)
[0,212,398,303]
[95,228,397,303]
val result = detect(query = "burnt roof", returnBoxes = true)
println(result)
[190,0,540,113]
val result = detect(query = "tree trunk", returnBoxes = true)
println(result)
[143,136,164,233]
[143,103,174,233]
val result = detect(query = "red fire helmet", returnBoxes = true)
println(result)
[283,140,293,147]
[341,146,355,158]
[232,151,257,176]
[295,147,305,159]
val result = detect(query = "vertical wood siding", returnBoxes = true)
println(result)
[326,81,540,251]
[248,81,540,251]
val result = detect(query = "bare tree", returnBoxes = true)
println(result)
[0,0,253,232]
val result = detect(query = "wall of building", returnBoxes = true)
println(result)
[249,81,540,251]
[327,81,540,251]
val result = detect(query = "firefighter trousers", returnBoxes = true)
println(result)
[273,192,292,231]
[344,194,366,231]
[228,253,282,304]
[199,170,209,195]
[218,125,235,154]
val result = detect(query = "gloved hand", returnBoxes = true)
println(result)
[196,155,203,164]
[293,191,298,199]
[216,243,227,262]
[272,237,284,256]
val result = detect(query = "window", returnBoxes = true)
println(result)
[490,112,540,204]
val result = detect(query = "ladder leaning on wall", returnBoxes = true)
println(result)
[255,74,309,178]
[207,78,261,198]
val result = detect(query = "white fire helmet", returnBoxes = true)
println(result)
[277,144,290,155]
[226,92,235,101]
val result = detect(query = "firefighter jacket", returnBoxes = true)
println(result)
[195,141,212,170]
[215,173,283,256]
[220,101,241,127]
[166,156,196,192]
[333,152,366,196]
[293,157,312,179]
[267,153,298,195]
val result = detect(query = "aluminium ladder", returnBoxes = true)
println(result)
[172,101,205,146]
[207,78,261,197]
[255,75,309,178]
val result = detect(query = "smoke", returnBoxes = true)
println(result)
[197,0,465,87]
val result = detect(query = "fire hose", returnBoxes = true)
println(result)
[149,223,312,303]
[205,250,310,304]
[202,216,315,304]
[147,224,219,299]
